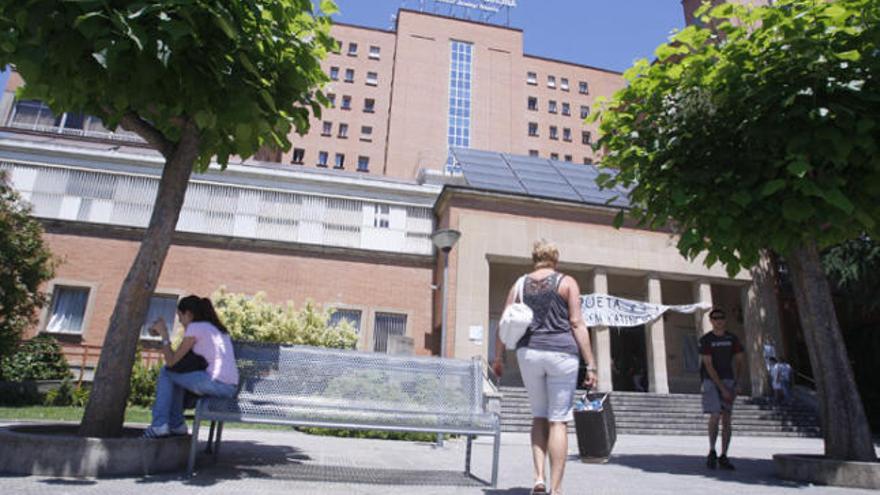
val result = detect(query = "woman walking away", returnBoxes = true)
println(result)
[493,240,598,495]
[144,295,239,438]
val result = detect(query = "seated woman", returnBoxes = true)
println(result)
[144,295,239,438]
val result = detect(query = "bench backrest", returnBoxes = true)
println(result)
[230,341,485,417]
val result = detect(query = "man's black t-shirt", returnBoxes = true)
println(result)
[699,331,743,380]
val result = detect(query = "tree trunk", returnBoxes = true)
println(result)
[786,239,876,461]
[78,124,200,438]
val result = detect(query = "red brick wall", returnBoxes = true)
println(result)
[33,230,435,364]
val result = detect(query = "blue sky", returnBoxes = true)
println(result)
[330,0,686,73]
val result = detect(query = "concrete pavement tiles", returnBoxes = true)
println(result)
[1,424,878,494]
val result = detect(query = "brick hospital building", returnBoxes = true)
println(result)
[1,4,784,396]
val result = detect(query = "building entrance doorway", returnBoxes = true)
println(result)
[611,326,648,392]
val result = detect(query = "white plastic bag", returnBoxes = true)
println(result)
[499,276,533,350]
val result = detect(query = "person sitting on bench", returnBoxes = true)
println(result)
[143,295,239,438]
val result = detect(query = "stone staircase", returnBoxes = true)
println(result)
[498,386,821,437]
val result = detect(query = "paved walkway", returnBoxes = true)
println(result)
[1,422,878,494]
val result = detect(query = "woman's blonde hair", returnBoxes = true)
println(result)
[532,239,559,269]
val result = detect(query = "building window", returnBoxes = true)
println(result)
[527,96,538,111]
[549,125,558,140]
[373,312,407,353]
[581,131,592,145]
[373,204,390,228]
[562,102,570,116]
[563,128,572,142]
[141,294,178,339]
[322,121,332,136]
[564,154,573,162]
[528,122,538,137]
[547,75,556,88]
[292,148,305,164]
[583,157,594,165]
[560,78,570,91]
[338,123,348,138]
[528,149,539,157]
[330,66,339,81]
[317,151,329,167]
[447,40,473,172]
[363,98,375,113]
[550,152,559,160]
[347,42,358,56]
[580,105,590,119]
[330,309,362,333]
[344,68,354,83]
[526,71,537,85]
[334,153,345,169]
[579,81,589,94]
[357,156,370,172]
[366,71,378,86]
[341,95,351,110]
[332,39,342,54]
[45,285,89,334]
[327,93,336,107]
[548,100,557,114]
[369,45,381,59]
[360,125,373,141]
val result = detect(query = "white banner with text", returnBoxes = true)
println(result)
[580,293,711,328]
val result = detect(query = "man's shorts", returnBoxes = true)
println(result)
[702,378,736,414]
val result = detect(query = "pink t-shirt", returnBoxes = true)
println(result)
[184,321,239,386]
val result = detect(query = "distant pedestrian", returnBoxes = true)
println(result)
[493,240,598,495]
[772,359,793,404]
[699,308,745,470]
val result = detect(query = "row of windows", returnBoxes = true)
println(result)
[527,150,594,165]
[329,67,379,86]
[333,41,382,60]
[527,97,591,119]
[526,72,590,94]
[327,94,376,113]
[527,123,592,144]
[292,147,370,172]
[43,285,406,352]
[320,121,373,141]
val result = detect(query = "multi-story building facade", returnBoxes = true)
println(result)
[0,6,783,395]
[276,10,623,178]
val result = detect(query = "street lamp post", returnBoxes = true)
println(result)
[431,228,461,359]
[431,228,460,448]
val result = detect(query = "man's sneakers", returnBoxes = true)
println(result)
[706,450,717,469]
[718,455,736,470]
[143,423,188,438]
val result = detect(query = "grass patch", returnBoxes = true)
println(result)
[0,406,290,431]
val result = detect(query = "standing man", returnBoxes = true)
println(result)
[699,308,745,470]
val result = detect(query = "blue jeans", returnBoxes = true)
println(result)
[150,368,238,428]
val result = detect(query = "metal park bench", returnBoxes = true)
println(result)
[186,342,502,486]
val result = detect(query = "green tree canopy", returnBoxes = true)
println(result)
[0,171,54,375]
[595,0,880,276]
[594,0,879,461]
[0,0,336,166]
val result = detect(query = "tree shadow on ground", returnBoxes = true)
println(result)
[40,478,97,486]
[483,488,530,495]
[136,440,484,488]
[607,454,805,488]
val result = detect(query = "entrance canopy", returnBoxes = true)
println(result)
[581,293,710,328]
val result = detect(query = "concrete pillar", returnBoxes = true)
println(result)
[591,269,612,392]
[645,276,670,394]
[692,280,714,337]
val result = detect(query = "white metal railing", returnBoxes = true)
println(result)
[5,100,144,143]
[1,160,434,255]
